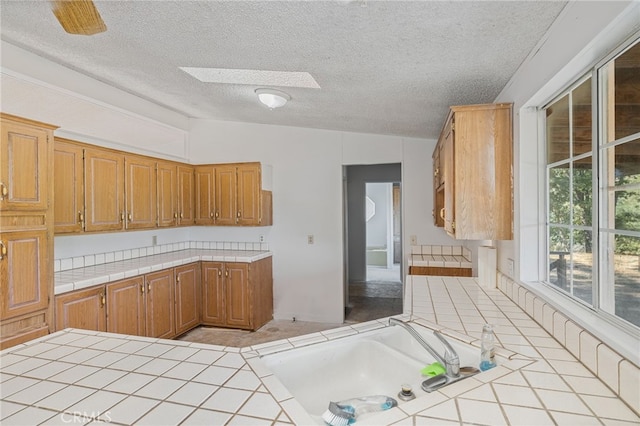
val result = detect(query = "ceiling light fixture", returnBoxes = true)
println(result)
[255,89,291,109]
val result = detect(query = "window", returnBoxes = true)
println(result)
[544,38,640,329]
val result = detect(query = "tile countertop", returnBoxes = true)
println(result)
[2,277,639,425]
[54,249,272,295]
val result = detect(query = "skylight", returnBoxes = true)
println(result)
[179,67,321,89]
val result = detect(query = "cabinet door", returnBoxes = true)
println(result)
[0,229,48,320]
[145,269,175,339]
[442,120,456,236]
[194,166,215,225]
[125,155,157,229]
[55,286,106,332]
[215,165,236,225]
[54,140,85,233]
[177,165,195,225]
[201,262,225,325]
[106,277,145,335]
[157,161,178,227]
[225,262,250,328]
[175,263,200,335]
[85,148,125,232]
[236,164,261,225]
[0,119,49,211]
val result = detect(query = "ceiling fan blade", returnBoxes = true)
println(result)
[51,0,106,35]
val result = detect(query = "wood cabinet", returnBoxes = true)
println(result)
[434,103,513,240]
[177,165,195,225]
[157,161,178,227]
[175,263,200,335]
[144,269,175,339]
[125,155,157,230]
[194,166,215,225]
[195,162,272,227]
[106,276,145,336]
[1,113,57,349]
[105,271,176,339]
[55,286,106,332]
[201,257,273,330]
[84,147,125,232]
[54,139,85,233]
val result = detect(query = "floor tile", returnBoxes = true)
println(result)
[0,376,40,398]
[186,348,225,365]
[1,357,49,375]
[133,343,174,358]
[521,370,571,391]
[214,352,246,369]
[33,345,79,361]
[10,342,58,358]
[0,401,28,420]
[580,394,639,422]
[457,383,497,402]
[4,380,66,405]
[110,340,151,354]
[82,351,127,368]
[58,348,104,364]
[457,398,507,425]
[48,364,100,385]
[23,361,75,380]
[107,354,153,372]
[134,357,180,376]
[493,383,542,408]
[159,346,200,361]
[414,398,458,421]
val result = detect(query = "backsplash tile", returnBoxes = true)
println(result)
[55,241,270,272]
[497,272,638,415]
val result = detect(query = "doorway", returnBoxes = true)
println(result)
[344,164,402,323]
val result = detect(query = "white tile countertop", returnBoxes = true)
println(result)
[408,245,472,268]
[2,276,638,425]
[54,249,272,295]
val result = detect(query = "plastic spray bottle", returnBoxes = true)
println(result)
[479,324,497,371]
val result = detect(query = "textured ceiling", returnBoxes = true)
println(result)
[0,1,567,139]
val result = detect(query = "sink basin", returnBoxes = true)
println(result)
[260,322,483,422]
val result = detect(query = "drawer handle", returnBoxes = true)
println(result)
[180,212,184,218]
[215,211,219,218]
[100,293,105,307]
[128,213,132,221]
[0,182,7,199]
[0,241,6,260]
[210,212,214,218]
[173,212,178,219]
[78,211,84,223]
[440,208,445,220]
[140,284,145,294]
[218,270,222,277]
[121,212,125,222]
[147,283,151,292]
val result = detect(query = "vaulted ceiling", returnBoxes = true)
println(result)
[0,1,567,139]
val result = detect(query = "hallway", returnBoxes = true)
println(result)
[345,263,403,323]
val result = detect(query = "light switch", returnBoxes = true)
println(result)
[410,235,417,245]
[308,235,314,244]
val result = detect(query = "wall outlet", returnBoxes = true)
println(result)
[307,235,314,245]
[410,235,417,245]
[259,235,265,243]
[152,235,158,246]
[507,258,515,276]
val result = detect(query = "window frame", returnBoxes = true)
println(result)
[541,35,640,335]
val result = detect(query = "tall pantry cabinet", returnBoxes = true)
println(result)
[0,113,57,349]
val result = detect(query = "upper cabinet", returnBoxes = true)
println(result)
[177,165,195,226]
[434,103,513,240]
[157,161,178,227]
[195,162,273,227]
[84,147,126,232]
[125,155,157,230]
[54,139,84,233]
[1,115,51,211]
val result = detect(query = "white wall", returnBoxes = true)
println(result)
[189,119,448,323]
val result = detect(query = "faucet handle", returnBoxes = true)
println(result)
[433,331,460,377]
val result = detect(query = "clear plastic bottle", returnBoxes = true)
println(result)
[479,324,496,371]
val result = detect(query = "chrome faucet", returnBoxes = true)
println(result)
[388,318,460,378]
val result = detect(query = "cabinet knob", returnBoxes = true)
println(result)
[147,283,151,292]
[218,270,222,277]
[100,293,105,307]
[0,182,7,199]
[173,212,178,219]
[440,208,445,220]
[225,270,229,277]
[180,212,184,218]
[78,211,84,223]
[128,213,133,221]
[121,212,125,222]
[215,211,219,218]
[0,241,6,260]
[210,212,214,218]
[237,211,241,218]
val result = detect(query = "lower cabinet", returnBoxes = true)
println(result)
[54,257,272,338]
[175,263,201,335]
[201,257,273,331]
[55,286,106,332]
[106,276,145,336]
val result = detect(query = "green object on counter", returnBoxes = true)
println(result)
[421,362,446,376]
